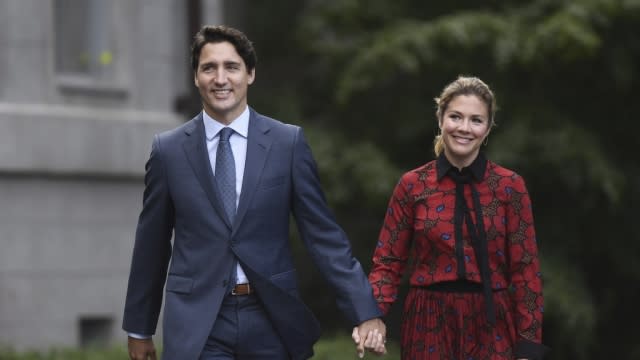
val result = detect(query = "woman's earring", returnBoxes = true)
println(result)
[483,136,489,146]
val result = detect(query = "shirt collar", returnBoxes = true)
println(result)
[436,151,487,182]
[203,106,250,141]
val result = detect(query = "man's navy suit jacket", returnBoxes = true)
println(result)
[123,109,381,359]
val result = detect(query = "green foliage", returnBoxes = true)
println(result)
[489,120,625,206]
[304,125,400,208]
[244,0,640,358]
[540,256,596,359]
[0,337,400,360]
[317,2,613,102]
[0,347,128,360]
[312,334,401,360]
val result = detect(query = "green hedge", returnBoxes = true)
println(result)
[0,335,400,359]
[312,334,400,359]
[0,347,128,360]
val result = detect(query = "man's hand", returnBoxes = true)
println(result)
[352,318,386,358]
[128,337,157,360]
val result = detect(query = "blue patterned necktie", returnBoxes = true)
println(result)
[215,127,236,223]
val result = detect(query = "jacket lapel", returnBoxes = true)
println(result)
[233,109,272,235]
[182,113,232,229]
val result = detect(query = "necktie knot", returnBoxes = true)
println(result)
[220,127,234,142]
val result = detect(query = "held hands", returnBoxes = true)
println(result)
[128,337,157,360]
[352,318,387,358]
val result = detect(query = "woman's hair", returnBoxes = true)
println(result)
[433,76,497,156]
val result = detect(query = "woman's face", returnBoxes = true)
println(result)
[439,94,491,169]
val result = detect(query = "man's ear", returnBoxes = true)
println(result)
[248,68,256,85]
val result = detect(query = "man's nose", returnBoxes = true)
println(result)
[214,69,227,83]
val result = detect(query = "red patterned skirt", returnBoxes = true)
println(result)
[400,285,517,360]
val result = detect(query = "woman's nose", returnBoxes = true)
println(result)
[459,119,471,132]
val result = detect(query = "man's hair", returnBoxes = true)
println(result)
[190,25,257,73]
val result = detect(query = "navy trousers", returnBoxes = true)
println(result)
[199,293,289,360]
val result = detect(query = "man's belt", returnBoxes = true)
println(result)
[230,283,253,296]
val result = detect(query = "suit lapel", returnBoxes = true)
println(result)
[233,110,272,235]
[182,113,232,229]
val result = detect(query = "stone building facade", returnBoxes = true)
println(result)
[0,0,229,350]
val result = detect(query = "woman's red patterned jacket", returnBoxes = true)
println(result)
[368,154,544,345]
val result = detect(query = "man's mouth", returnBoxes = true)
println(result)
[212,89,231,97]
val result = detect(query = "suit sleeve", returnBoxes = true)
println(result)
[290,127,381,326]
[122,135,174,335]
[505,175,548,358]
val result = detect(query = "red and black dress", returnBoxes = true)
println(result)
[369,153,548,359]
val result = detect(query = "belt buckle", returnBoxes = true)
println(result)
[231,283,250,295]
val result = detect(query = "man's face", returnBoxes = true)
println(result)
[194,41,255,124]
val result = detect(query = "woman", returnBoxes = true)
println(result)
[367,76,548,359]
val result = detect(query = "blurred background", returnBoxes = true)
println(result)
[1,0,639,359]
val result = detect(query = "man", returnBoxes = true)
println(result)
[123,25,385,360]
